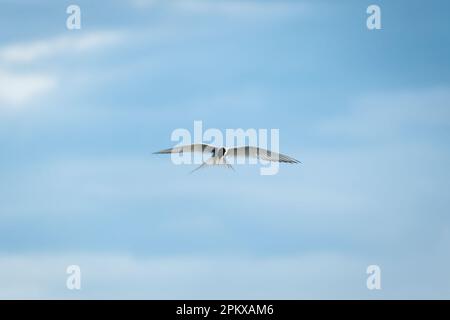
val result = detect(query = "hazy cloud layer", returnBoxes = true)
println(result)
[1,0,450,299]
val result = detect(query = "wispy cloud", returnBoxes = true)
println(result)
[0,70,56,106]
[0,253,363,299]
[1,249,449,299]
[0,31,124,64]
[132,0,308,18]
[318,87,450,140]
[0,31,125,107]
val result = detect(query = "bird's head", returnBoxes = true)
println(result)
[211,147,226,157]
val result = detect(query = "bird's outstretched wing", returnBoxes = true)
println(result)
[154,144,215,154]
[225,146,300,163]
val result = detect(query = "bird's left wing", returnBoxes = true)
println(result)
[154,143,215,154]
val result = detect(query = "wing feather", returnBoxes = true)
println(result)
[226,146,300,164]
[154,144,215,154]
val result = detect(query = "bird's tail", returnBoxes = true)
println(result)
[189,161,209,174]
[189,157,234,174]
[223,158,235,171]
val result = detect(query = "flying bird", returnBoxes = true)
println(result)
[154,144,300,173]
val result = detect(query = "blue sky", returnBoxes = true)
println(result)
[0,0,450,299]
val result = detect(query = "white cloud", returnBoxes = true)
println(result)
[0,31,124,64]
[0,70,56,106]
[0,253,358,299]
[0,250,449,299]
[0,31,125,108]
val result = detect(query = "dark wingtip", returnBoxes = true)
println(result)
[285,158,301,164]
[153,149,172,154]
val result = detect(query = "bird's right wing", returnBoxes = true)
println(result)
[154,144,215,154]
[226,146,300,163]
